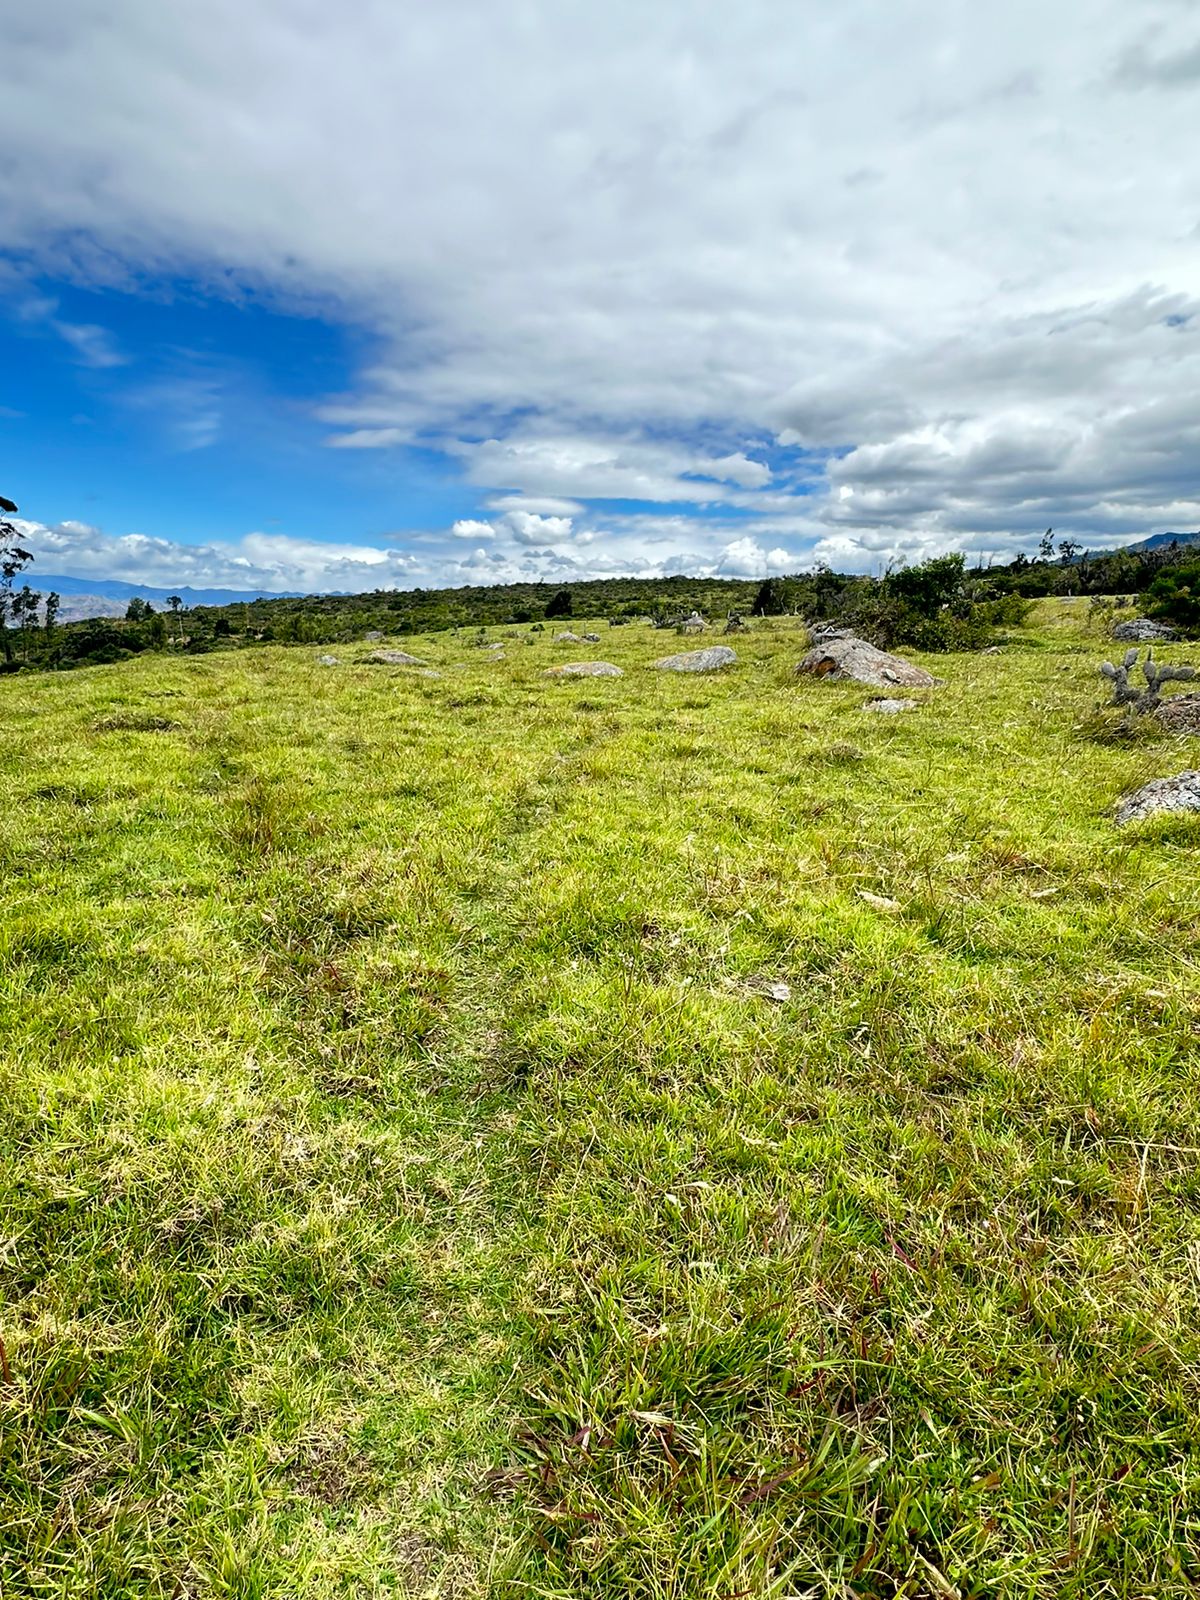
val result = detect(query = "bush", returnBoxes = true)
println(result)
[1143,563,1200,631]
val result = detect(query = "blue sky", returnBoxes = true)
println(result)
[2,1,1198,595]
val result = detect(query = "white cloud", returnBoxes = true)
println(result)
[450,518,495,539]
[502,510,574,545]
[2,1,1200,577]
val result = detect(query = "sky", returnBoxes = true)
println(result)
[1,0,1199,595]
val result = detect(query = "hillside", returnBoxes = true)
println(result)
[2,604,1199,1597]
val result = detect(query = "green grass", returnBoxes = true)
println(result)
[2,606,1199,1598]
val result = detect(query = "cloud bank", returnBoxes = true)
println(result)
[2,0,1200,586]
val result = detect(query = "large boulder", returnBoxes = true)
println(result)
[651,645,737,673]
[543,661,623,678]
[554,630,582,643]
[1116,769,1200,825]
[797,636,935,689]
[1112,618,1177,643]
[361,650,426,666]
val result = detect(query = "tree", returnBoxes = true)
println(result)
[44,591,60,635]
[545,588,573,619]
[1038,528,1055,563]
[126,596,154,622]
[1058,538,1082,567]
[14,584,40,661]
[0,494,33,666]
[751,577,787,616]
[166,595,184,646]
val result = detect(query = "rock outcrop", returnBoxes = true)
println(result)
[1115,770,1200,825]
[651,646,737,673]
[361,650,426,666]
[543,661,624,678]
[1112,618,1177,643]
[797,636,934,689]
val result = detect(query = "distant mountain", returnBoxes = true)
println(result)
[1124,531,1200,554]
[31,574,301,605]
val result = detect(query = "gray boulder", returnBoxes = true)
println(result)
[364,630,384,642]
[543,661,624,678]
[797,637,935,689]
[582,632,601,642]
[1116,770,1200,825]
[554,630,581,643]
[317,654,340,666]
[1112,618,1176,643]
[361,650,426,666]
[863,697,919,713]
[651,645,737,673]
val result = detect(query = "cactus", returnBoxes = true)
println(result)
[1099,647,1196,713]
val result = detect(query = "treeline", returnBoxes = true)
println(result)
[3,493,1199,672]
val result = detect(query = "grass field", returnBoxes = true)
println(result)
[2,603,1199,1599]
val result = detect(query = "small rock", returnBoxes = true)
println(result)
[1113,618,1177,642]
[651,645,737,673]
[582,632,600,642]
[755,979,791,1003]
[543,661,624,678]
[317,654,340,666]
[361,650,427,666]
[1115,769,1200,825]
[797,637,935,689]
[554,631,582,643]
[863,697,918,714]
[857,890,901,912]
[679,610,707,633]
[364,631,384,643]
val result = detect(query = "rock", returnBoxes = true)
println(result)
[680,611,707,633]
[651,645,737,673]
[317,654,340,666]
[361,650,426,666]
[863,697,918,713]
[1112,618,1177,642]
[1155,693,1200,735]
[582,632,600,642]
[364,630,384,642]
[543,661,624,678]
[1116,769,1200,825]
[796,637,935,689]
[554,631,581,643]
[756,979,791,1003]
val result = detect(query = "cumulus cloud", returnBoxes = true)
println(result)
[2,1,1199,580]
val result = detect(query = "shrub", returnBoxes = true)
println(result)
[1143,562,1200,632]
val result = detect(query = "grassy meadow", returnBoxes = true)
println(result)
[2,602,1199,1598]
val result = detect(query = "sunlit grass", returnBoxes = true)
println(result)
[2,606,1199,1597]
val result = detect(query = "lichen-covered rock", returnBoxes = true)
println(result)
[1112,618,1177,643]
[317,654,340,666]
[543,661,624,678]
[1155,693,1200,735]
[582,632,601,642]
[554,631,581,643]
[1115,769,1200,824]
[797,637,935,689]
[361,650,426,666]
[651,645,737,673]
[863,697,919,713]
